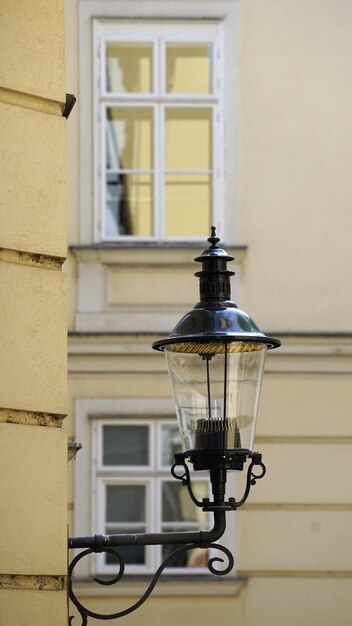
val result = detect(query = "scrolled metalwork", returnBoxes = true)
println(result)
[206,544,234,576]
[69,541,234,625]
[232,454,266,509]
[171,452,266,512]
[171,458,204,508]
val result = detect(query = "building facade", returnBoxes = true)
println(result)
[67,2,352,625]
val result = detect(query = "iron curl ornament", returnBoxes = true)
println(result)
[68,541,234,625]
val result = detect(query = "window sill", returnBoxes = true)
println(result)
[69,242,248,251]
[73,575,247,598]
[68,243,247,334]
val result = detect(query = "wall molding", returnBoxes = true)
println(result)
[0,574,65,591]
[0,408,65,428]
[0,248,64,270]
[0,86,64,117]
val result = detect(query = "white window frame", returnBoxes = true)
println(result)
[79,1,239,245]
[94,20,223,243]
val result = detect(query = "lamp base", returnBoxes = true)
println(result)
[175,448,254,472]
[172,449,266,512]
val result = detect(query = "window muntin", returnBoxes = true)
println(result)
[95,419,210,574]
[95,22,222,242]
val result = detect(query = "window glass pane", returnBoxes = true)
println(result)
[105,173,153,237]
[106,43,153,93]
[165,174,212,237]
[162,481,208,523]
[106,107,153,170]
[165,108,212,171]
[162,542,208,568]
[106,485,145,522]
[161,424,181,467]
[105,527,145,565]
[103,425,149,466]
[166,43,212,94]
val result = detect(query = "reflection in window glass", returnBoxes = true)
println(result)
[105,107,153,236]
[161,424,181,467]
[165,108,212,171]
[106,43,153,93]
[103,425,149,466]
[105,173,153,236]
[106,107,153,170]
[162,542,208,568]
[165,174,212,237]
[166,43,212,94]
[162,482,208,523]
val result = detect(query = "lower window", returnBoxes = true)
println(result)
[94,419,211,575]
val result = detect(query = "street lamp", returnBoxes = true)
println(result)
[68,229,280,624]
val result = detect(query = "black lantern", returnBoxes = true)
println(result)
[153,228,280,483]
[68,229,280,624]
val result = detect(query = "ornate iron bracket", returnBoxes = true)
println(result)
[68,539,233,625]
[68,452,265,624]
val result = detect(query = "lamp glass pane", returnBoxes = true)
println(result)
[161,424,181,467]
[164,342,267,452]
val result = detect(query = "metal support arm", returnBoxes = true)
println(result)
[68,452,266,625]
[68,510,230,625]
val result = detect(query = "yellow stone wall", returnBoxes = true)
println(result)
[0,1,68,624]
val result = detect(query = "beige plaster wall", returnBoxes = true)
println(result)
[240,0,352,332]
[0,0,68,623]
[0,0,65,102]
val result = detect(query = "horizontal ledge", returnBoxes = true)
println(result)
[70,242,248,250]
[244,503,352,511]
[0,86,65,117]
[0,248,64,270]
[0,574,65,591]
[0,408,66,428]
[72,576,246,598]
[67,330,352,341]
[69,331,163,337]
[237,570,352,579]
[256,436,352,444]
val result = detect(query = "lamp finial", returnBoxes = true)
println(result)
[208,226,220,249]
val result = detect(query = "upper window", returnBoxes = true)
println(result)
[93,21,223,241]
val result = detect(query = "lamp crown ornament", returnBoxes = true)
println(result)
[153,226,280,351]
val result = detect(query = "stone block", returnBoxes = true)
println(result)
[0,102,66,258]
[0,263,67,415]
